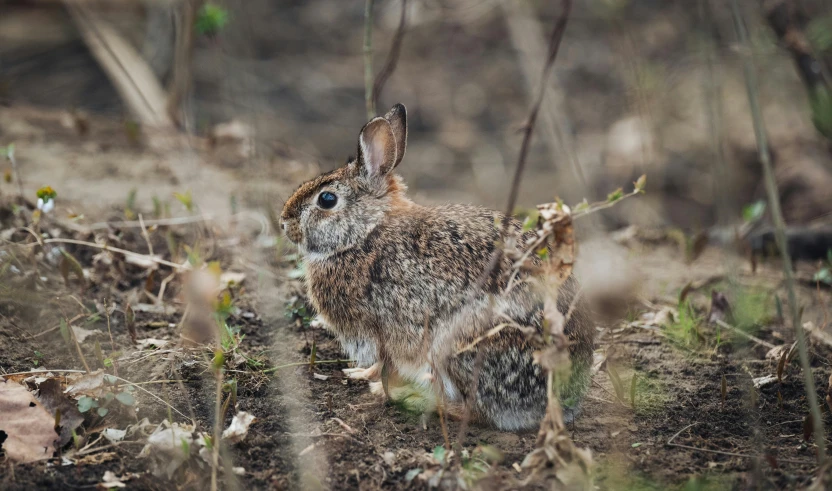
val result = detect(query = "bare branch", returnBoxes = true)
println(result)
[372,0,408,112]
[730,0,827,466]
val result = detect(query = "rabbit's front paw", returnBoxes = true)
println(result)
[343,363,381,381]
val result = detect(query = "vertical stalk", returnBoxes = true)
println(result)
[730,0,826,465]
[363,0,376,119]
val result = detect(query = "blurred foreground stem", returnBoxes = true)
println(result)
[363,0,376,119]
[730,0,826,465]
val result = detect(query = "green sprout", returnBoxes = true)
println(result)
[196,4,229,37]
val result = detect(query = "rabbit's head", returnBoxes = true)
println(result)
[280,104,409,258]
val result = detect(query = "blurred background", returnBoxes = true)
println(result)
[3,2,832,489]
[3,0,831,231]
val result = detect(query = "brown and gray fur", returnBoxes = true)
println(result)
[281,104,594,431]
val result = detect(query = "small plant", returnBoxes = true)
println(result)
[36,185,57,214]
[741,199,766,223]
[77,376,136,418]
[665,300,703,347]
[125,188,137,219]
[195,4,229,37]
[174,190,194,213]
[813,250,832,286]
[285,296,313,328]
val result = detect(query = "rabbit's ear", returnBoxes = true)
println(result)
[384,104,407,168]
[358,117,397,179]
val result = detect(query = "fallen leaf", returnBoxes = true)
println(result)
[137,338,170,349]
[71,325,102,343]
[139,421,199,478]
[97,471,127,489]
[753,374,778,389]
[0,379,58,462]
[219,271,246,289]
[222,411,255,444]
[36,378,84,447]
[102,428,126,442]
[65,370,106,397]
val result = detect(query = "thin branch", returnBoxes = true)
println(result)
[262,359,353,374]
[88,214,214,230]
[364,0,376,119]
[138,214,154,257]
[40,238,187,270]
[372,0,407,111]
[730,0,826,465]
[454,1,573,453]
[714,319,777,350]
[666,422,813,465]
[6,145,24,198]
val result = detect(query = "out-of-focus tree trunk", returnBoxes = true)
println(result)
[141,0,175,81]
[166,0,203,129]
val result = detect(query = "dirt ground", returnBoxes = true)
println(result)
[1,105,831,491]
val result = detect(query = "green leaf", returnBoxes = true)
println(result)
[807,14,832,52]
[634,174,647,193]
[77,396,98,413]
[522,215,537,232]
[97,407,109,417]
[195,4,229,37]
[174,190,193,212]
[607,187,624,203]
[104,374,118,385]
[212,350,225,371]
[810,87,832,141]
[814,267,832,286]
[432,445,446,464]
[741,200,766,223]
[631,442,642,448]
[115,391,136,407]
[404,468,422,482]
[59,319,70,343]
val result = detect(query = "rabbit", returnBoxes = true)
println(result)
[280,103,594,431]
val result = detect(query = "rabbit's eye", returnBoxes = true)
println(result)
[317,191,338,209]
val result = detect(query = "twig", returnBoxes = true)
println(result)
[262,359,353,374]
[88,214,214,230]
[66,316,92,373]
[40,238,187,270]
[211,358,222,491]
[6,145,24,198]
[455,0,573,453]
[363,0,376,119]
[730,0,826,466]
[32,313,85,338]
[105,301,119,377]
[714,319,777,350]
[138,214,154,257]
[666,422,813,464]
[372,0,407,110]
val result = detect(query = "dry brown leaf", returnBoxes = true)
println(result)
[65,370,106,397]
[36,378,84,447]
[0,378,58,463]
